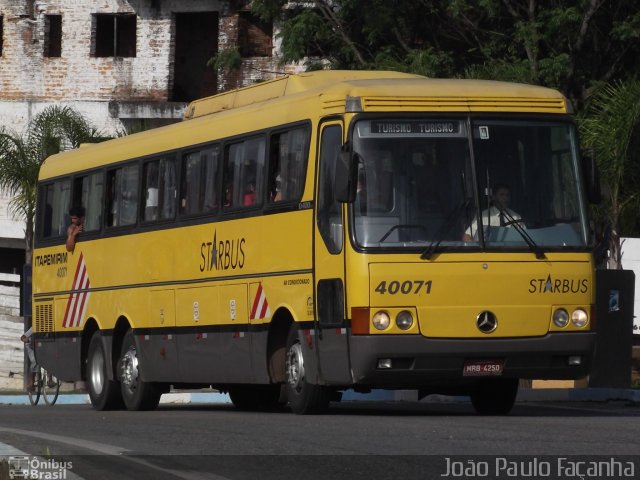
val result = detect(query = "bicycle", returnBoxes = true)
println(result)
[28,366,61,406]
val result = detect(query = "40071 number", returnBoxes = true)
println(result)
[374,280,432,295]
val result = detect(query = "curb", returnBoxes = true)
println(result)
[1,388,638,406]
[517,387,640,403]
[0,392,232,406]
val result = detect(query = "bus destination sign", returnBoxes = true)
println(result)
[371,120,460,135]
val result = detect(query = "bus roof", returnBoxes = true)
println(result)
[40,70,569,181]
[183,70,424,119]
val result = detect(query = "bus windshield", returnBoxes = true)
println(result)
[350,117,589,251]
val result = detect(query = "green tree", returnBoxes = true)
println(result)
[0,106,106,264]
[251,0,640,110]
[579,79,640,269]
[248,0,640,247]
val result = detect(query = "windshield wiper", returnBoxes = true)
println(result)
[491,204,546,260]
[421,198,471,260]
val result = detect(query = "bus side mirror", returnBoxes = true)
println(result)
[582,154,601,204]
[334,151,358,203]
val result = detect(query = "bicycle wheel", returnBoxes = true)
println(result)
[43,370,61,406]
[28,368,42,406]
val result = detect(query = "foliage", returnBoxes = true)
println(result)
[207,48,243,73]
[248,0,640,244]
[579,79,640,268]
[251,0,640,110]
[0,106,106,264]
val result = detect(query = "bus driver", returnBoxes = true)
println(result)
[463,184,521,241]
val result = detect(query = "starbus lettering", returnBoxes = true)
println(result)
[200,231,245,272]
[528,275,588,294]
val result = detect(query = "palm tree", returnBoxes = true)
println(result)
[0,106,106,264]
[579,79,640,269]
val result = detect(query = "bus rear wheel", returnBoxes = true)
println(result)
[470,378,519,415]
[285,326,330,414]
[87,332,122,410]
[119,330,161,411]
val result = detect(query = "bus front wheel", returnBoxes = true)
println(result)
[470,378,519,415]
[285,326,330,414]
[119,330,162,411]
[87,332,122,410]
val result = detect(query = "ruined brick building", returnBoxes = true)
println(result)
[0,0,303,273]
[0,0,306,388]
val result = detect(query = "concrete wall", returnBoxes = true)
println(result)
[0,0,222,103]
[0,0,302,134]
[621,237,640,338]
[0,190,25,244]
[0,274,24,391]
[0,0,305,270]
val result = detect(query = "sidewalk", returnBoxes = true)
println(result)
[0,388,638,406]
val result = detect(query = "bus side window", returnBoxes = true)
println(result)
[39,179,71,239]
[72,172,103,232]
[223,144,239,209]
[143,156,176,222]
[317,125,343,253]
[223,136,265,210]
[106,164,139,227]
[143,161,159,221]
[180,146,219,216]
[268,127,308,203]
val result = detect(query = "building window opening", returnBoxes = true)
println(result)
[0,17,4,56]
[44,15,62,57]
[238,11,272,57]
[171,12,218,102]
[93,13,136,57]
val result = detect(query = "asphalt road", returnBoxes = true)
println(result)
[1,400,639,480]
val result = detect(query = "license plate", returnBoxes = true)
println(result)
[463,359,504,376]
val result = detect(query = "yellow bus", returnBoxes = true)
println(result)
[32,70,598,414]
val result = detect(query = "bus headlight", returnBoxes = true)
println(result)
[395,311,414,330]
[372,311,391,330]
[553,308,569,328]
[571,309,588,328]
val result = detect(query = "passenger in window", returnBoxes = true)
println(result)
[66,206,85,252]
[272,174,283,202]
[145,186,159,221]
[224,184,233,208]
[243,176,256,206]
[463,184,522,241]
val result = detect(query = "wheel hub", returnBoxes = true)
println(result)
[286,342,305,392]
[89,348,105,395]
[120,347,139,392]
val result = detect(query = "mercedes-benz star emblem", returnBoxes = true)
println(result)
[476,311,498,333]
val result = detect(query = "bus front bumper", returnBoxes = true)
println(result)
[348,332,596,389]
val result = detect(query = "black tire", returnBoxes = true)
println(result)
[87,331,123,411]
[28,368,42,406]
[285,326,330,414]
[229,384,283,411]
[43,371,60,406]
[470,378,519,415]
[119,329,162,411]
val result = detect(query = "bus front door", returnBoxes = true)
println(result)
[313,122,352,385]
